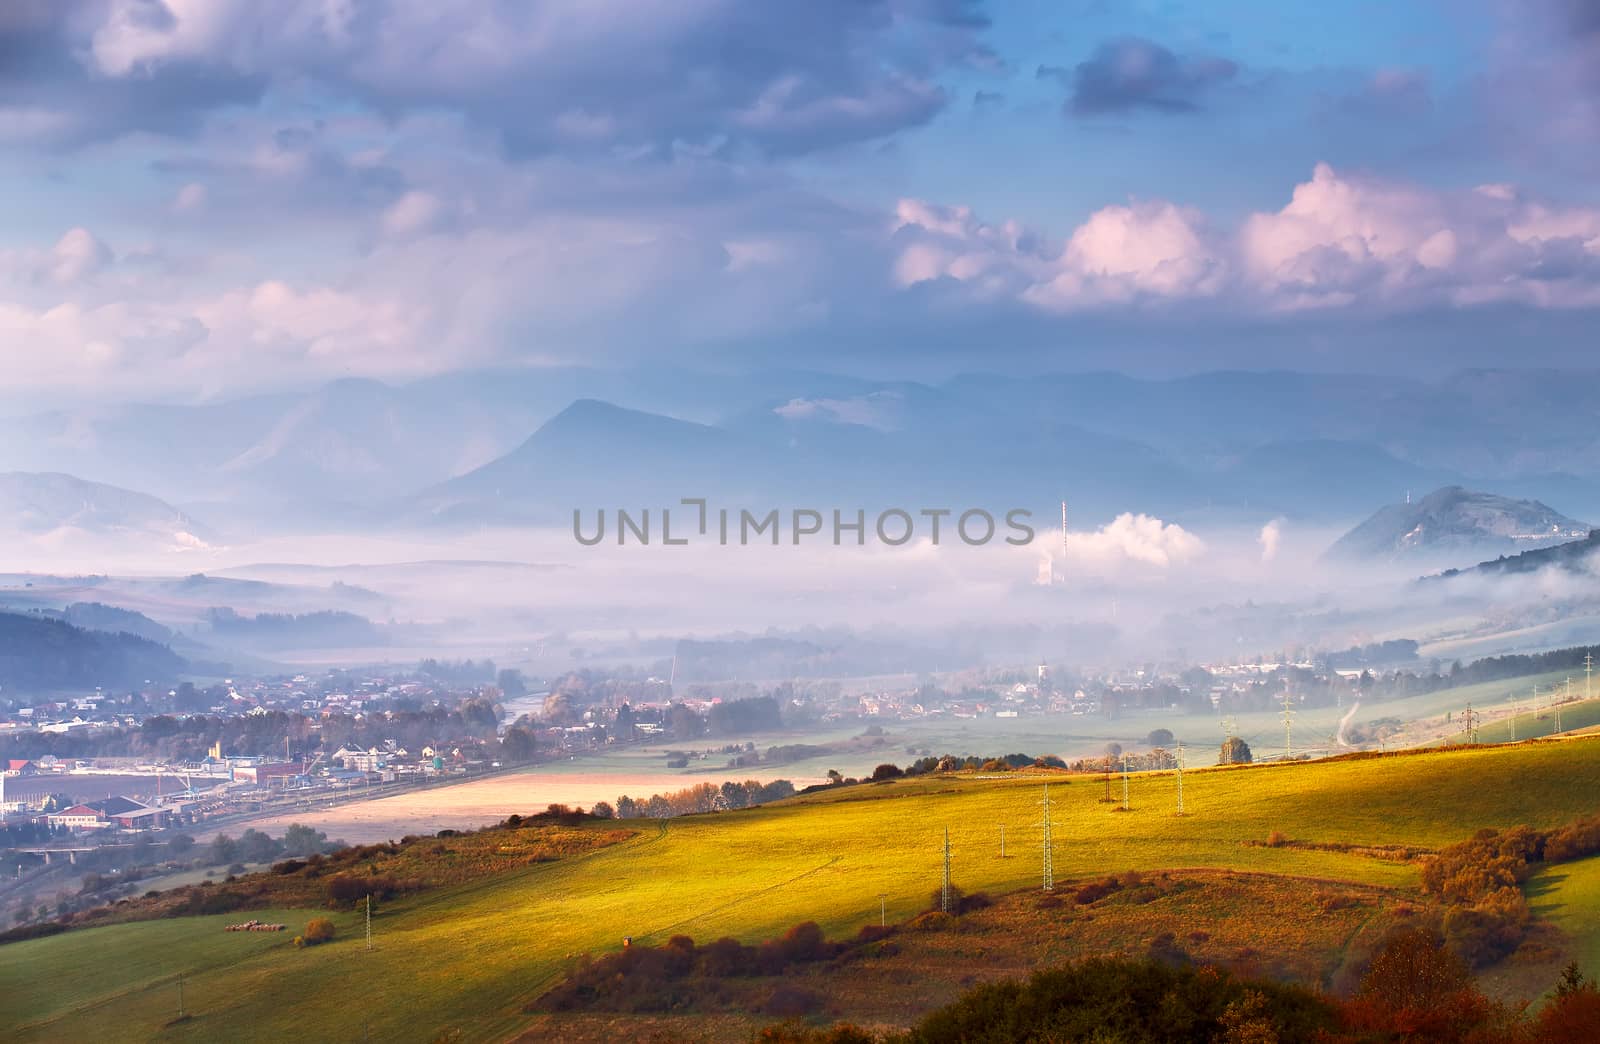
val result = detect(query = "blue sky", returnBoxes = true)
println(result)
[1,0,1597,404]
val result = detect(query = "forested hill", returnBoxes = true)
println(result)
[1434,528,1600,580]
[0,612,188,694]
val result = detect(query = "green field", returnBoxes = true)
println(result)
[1528,854,1600,975]
[7,737,1600,1042]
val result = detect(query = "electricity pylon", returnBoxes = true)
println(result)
[1040,785,1054,891]
[1281,692,1295,759]
[1175,741,1185,815]
[941,828,953,913]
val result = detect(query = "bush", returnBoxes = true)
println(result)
[1266,830,1288,848]
[1074,877,1122,905]
[909,958,1334,1042]
[764,985,822,1017]
[301,918,335,946]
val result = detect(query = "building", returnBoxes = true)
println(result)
[232,761,302,787]
[47,804,106,831]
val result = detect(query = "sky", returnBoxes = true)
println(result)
[2,0,1599,404]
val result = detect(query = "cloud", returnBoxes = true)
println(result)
[1041,37,1238,117]
[1239,163,1600,310]
[1064,513,1204,568]
[4,0,991,155]
[1258,519,1283,563]
[894,164,1600,316]
[773,392,904,430]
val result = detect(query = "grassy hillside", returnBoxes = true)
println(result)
[7,737,1600,1042]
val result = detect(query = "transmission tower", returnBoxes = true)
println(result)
[941,828,953,913]
[1175,741,1186,816]
[1463,702,1478,744]
[1510,699,1517,743]
[1587,653,1595,702]
[1281,691,1295,760]
[1040,785,1054,891]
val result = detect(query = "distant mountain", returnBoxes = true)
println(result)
[0,611,188,692]
[1326,486,1591,560]
[0,472,208,547]
[413,400,753,526]
[8,367,1600,532]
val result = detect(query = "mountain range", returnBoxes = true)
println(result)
[4,367,1600,535]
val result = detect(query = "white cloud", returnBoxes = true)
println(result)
[1064,513,1204,568]
[1258,519,1283,563]
[896,163,1600,316]
[50,228,111,284]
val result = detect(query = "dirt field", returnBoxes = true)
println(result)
[200,769,734,844]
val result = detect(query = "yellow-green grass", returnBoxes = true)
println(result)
[7,737,1600,1043]
[1527,854,1600,976]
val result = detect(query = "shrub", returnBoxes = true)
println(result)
[1074,877,1122,905]
[909,958,1334,1041]
[301,918,335,946]
[764,985,822,1017]
[1266,830,1288,848]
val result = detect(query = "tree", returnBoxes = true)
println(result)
[1220,737,1253,764]
[542,692,579,726]
[281,824,328,857]
[208,834,239,866]
[870,763,903,781]
[496,668,528,698]
[1146,729,1174,747]
[500,726,538,763]
[1358,928,1469,1012]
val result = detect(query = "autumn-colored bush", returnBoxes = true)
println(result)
[297,917,335,947]
[1338,927,1520,1039]
[1074,877,1122,905]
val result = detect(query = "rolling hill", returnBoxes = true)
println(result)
[6,737,1600,1041]
[0,610,188,692]
[0,471,207,547]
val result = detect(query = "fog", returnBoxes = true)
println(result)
[4,510,1596,676]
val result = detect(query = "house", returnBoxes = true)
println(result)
[4,759,31,776]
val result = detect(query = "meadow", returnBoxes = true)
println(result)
[6,736,1600,1042]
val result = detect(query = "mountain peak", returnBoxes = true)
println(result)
[1328,486,1590,560]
